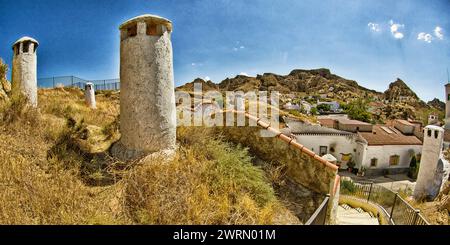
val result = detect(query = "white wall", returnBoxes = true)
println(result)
[295,134,356,166]
[361,145,422,170]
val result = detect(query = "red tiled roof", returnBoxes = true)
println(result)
[395,119,414,126]
[444,129,450,142]
[318,118,337,128]
[359,125,422,146]
[223,110,339,172]
[338,118,371,125]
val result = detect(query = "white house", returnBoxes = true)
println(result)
[285,117,424,176]
[356,125,422,175]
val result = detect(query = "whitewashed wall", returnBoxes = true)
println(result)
[295,134,356,165]
[361,145,422,170]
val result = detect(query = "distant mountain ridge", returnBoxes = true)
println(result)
[178,68,428,105]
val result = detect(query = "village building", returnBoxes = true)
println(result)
[286,116,423,175]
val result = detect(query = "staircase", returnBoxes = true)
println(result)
[337,204,379,225]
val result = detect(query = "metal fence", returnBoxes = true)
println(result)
[305,194,330,225]
[340,180,429,225]
[38,76,120,91]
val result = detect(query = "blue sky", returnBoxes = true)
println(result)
[0,0,449,101]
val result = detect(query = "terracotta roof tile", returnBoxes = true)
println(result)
[359,125,422,146]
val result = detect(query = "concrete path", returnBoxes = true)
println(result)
[337,204,379,225]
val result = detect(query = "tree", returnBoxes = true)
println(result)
[408,155,419,179]
[317,103,331,112]
[344,99,372,123]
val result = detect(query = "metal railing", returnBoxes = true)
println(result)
[38,76,120,91]
[340,180,429,225]
[305,194,330,225]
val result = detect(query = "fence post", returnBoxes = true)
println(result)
[323,194,330,225]
[71,76,74,87]
[390,193,398,223]
[412,210,420,225]
[367,182,373,202]
[52,77,55,88]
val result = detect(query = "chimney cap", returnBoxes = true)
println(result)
[119,14,172,32]
[12,36,39,48]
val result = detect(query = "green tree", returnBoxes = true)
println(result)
[344,99,372,123]
[317,103,331,112]
[408,155,419,179]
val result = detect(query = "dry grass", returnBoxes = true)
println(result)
[124,127,282,224]
[0,88,294,224]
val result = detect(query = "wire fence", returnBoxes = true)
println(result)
[38,76,120,91]
[340,180,429,225]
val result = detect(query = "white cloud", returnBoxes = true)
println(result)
[368,22,381,32]
[204,76,211,81]
[390,20,405,39]
[417,32,432,43]
[240,46,245,49]
[434,26,444,40]
[233,47,238,51]
[239,72,249,76]
[191,63,196,66]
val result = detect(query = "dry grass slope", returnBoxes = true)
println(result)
[0,88,297,224]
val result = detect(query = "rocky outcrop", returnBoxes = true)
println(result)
[384,78,420,102]
[428,98,445,111]
[178,68,383,102]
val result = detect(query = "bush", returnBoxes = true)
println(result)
[341,179,356,194]
[344,99,372,123]
[123,126,281,224]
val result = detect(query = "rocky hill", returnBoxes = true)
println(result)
[176,78,219,92]
[178,68,383,102]
[178,68,443,123]
[383,78,421,103]
[428,98,445,111]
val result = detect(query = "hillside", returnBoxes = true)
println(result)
[179,68,383,102]
[428,98,445,111]
[178,69,442,124]
[0,88,301,224]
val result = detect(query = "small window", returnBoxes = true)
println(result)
[14,45,19,55]
[319,146,328,156]
[22,41,30,53]
[147,23,158,36]
[127,24,137,37]
[435,130,439,139]
[427,129,432,137]
[356,127,360,132]
[370,158,378,167]
[448,94,450,101]
[389,155,400,166]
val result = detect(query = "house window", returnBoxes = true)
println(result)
[389,155,400,166]
[427,129,432,137]
[435,130,439,139]
[319,146,328,156]
[370,158,378,167]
